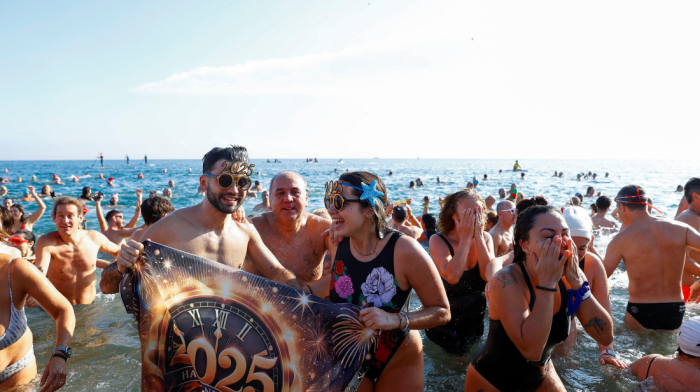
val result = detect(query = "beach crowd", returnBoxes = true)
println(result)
[1,145,700,392]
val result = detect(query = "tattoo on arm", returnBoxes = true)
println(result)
[322,254,332,276]
[584,317,607,335]
[495,270,518,289]
[99,262,124,294]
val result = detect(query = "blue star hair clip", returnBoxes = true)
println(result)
[343,180,385,207]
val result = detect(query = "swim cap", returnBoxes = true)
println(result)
[679,316,700,357]
[563,207,592,239]
[53,174,58,179]
[108,177,114,182]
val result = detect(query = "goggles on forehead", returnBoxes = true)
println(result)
[203,162,254,191]
[7,236,28,246]
[324,181,362,211]
[614,188,664,215]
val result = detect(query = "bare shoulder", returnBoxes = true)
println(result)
[87,229,108,241]
[490,263,522,292]
[395,233,427,259]
[302,212,331,234]
[144,207,196,240]
[37,231,61,246]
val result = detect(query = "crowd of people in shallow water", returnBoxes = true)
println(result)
[1,148,700,391]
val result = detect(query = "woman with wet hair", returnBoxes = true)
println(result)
[308,171,449,391]
[38,184,53,197]
[426,189,497,356]
[0,207,20,258]
[465,206,613,392]
[8,186,46,233]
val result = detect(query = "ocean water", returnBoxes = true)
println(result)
[1,158,698,392]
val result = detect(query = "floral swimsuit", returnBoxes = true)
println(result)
[328,232,411,381]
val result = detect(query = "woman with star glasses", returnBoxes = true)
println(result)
[307,171,449,392]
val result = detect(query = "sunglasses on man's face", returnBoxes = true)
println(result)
[324,181,361,211]
[203,162,254,191]
[7,237,28,246]
[501,208,516,215]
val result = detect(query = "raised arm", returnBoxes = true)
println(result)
[125,190,142,229]
[428,208,475,284]
[25,186,47,225]
[244,221,300,289]
[492,237,567,362]
[93,194,108,232]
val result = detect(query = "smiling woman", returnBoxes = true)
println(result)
[307,171,450,392]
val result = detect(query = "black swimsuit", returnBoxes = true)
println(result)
[328,232,412,381]
[471,262,572,392]
[425,233,486,356]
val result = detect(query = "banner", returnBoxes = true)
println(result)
[120,241,373,392]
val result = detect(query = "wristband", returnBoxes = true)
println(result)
[52,352,68,361]
[600,349,616,358]
[567,281,590,316]
[581,289,592,301]
[399,311,410,331]
[536,285,557,292]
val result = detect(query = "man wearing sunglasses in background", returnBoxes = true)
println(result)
[100,145,301,295]
[243,171,332,286]
[602,185,700,330]
[488,201,515,256]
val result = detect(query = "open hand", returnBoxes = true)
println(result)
[455,208,475,241]
[532,236,568,288]
[562,237,585,290]
[39,356,67,392]
[599,352,627,369]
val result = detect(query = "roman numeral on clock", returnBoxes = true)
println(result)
[237,323,253,341]
[213,309,230,330]
[187,309,203,328]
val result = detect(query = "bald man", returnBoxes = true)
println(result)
[243,172,332,286]
[488,201,516,256]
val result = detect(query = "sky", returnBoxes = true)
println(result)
[2,1,699,161]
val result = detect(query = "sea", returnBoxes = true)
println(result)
[1,158,698,392]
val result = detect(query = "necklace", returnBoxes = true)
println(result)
[351,238,379,257]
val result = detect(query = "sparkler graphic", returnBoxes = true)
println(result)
[332,312,377,367]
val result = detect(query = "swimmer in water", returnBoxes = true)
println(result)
[252,190,270,212]
[38,184,53,197]
[162,188,172,198]
[17,177,22,183]
[409,181,416,189]
[483,174,488,181]
[677,185,684,192]
[94,190,142,247]
[489,201,515,256]
[390,205,423,240]
[629,316,700,389]
[585,186,595,197]
[31,175,37,182]
[498,188,506,200]
[484,195,496,212]
[307,171,449,389]
[52,175,64,185]
[0,186,6,197]
[106,177,115,187]
[72,176,79,183]
[520,172,525,179]
[553,171,558,177]
[168,179,175,188]
[605,172,609,178]
[437,176,441,183]
[98,173,104,180]
[603,185,700,330]
[422,196,431,215]
[466,205,613,392]
[29,197,120,306]
[163,169,167,173]
[466,182,474,190]
[250,180,264,192]
[591,196,617,233]
[426,189,497,356]
[137,172,144,179]
[675,178,700,302]
[9,186,46,233]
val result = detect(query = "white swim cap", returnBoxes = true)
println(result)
[679,316,700,357]
[563,206,592,239]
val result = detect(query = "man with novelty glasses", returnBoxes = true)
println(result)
[100,145,302,294]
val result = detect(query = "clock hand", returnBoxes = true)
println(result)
[214,326,222,356]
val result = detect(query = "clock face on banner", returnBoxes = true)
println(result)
[126,241,373,392]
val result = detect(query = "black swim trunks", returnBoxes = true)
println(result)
[626,302,685,330]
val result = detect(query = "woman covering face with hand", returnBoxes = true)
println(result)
[307,171,450,392]
[426,189,496,356]
[465,206,614,392]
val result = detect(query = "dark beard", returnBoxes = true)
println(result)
[206,183,243,214]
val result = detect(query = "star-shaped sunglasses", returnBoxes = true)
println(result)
[203,162,254,191]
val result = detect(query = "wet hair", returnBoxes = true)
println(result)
[515,195,548,216]
[513,205,561,264]
[10,204,26,223]
[80,186,92,200]
[409,181,415,188]
[339,171,390,239]
[41,184,52,194]
[106,209,122,222]
[616,185,648,211]
[392,206,407,223]
[487,211,499,225]
[202,145,249,174]
[438,189,487,234]
[14,229,36,251]
[684,177,700,204]
[141,196,174,226]
[596,195,612,211]
[587,186,594,194]
[254,180,260,186]
[590,204,598,214]
[422,213,437,231]
[52,196,83,217]
[0,206,14,240]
